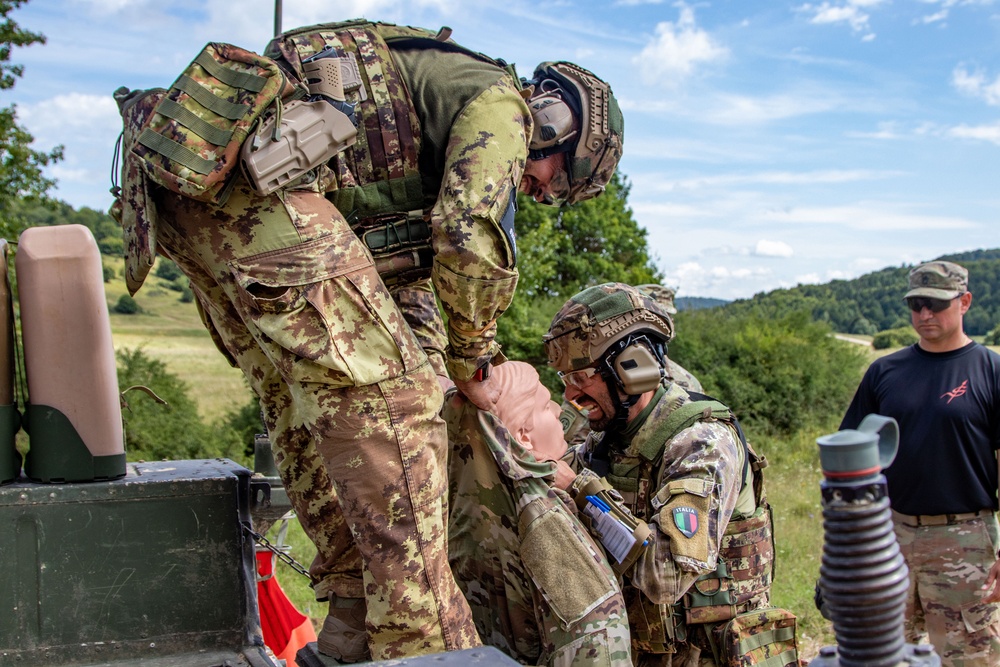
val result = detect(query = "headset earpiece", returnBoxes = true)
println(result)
[614,342,664,395]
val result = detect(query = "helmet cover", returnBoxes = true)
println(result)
[527,61,624,205]
[544,282,674,374]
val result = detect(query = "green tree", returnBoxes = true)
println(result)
[872,327,918,350]
[0,0,63,238]
[155,258,183,281]
[986,323,1000,346]
[497,172,660,365]
[223,393,266,459]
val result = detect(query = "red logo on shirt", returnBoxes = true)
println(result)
[941,380,968,404]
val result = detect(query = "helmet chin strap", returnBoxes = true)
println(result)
[599,368,640,440]
[598,334,668,439]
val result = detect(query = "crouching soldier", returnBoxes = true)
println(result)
[543,283,797,667]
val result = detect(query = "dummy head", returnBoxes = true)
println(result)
[491,361,567,462]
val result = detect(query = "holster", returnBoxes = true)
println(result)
[240,98,358,196]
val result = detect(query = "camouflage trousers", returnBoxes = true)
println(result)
[153,179,478,658]
[894,513,1000,667]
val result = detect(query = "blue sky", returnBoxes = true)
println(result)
[6,0,1000,300]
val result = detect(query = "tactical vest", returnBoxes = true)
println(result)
[263,20,517,288]
[603,398,773,654]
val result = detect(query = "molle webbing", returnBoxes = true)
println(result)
[132,43,287,205]
[351,211,434,287]
[684,507,774,625]
[638,400,731,462]
[267,21,426,218]
[606,400,733,521]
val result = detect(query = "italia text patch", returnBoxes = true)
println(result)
[673,507,699,538]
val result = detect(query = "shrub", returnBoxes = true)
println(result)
[98,236,124,256]
[872,326,918,350]
[155,258,183,281]
[985,324,1000,346]
[179,285,194,303]
[669,310,868,438]
[221,394,266,459]
[103,264,115,283]
[113,294,141,314]
[117,348,246,463]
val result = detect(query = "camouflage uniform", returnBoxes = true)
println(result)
[444,391,632,667]
[264,23,525,382]
[841,261,1000,666]
[544,284,776,666]
[893,515,1000,665]
[259,27,524,651]
[570,383,771,667]
[150,178,478,658]
[109,22,529,653]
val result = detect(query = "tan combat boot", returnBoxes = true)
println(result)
[317,595,370,663]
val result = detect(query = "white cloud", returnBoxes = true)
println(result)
[704,91,840,124]
[849,257,890,273]
[754,205,979,230]
[919,10,949,23]
[754,240,794,258]
[633,2,727,87]
[846,121,903,139]
[796,0,885,39]
[18,93,125,209]
[647,169,897,192]
[49,166,93,184]
[952,66,1000,106]
[665,261,774,298]
[916,0,998,24]
[947,122,1000,145]
[20,93,120,135]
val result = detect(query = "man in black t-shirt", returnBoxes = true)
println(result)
[841,260,1000,666]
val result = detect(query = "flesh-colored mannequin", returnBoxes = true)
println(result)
[490,361,576,488]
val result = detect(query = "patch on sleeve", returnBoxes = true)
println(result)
[672,507,699,538]
[655,479,713,565]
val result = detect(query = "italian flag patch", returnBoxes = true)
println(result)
[673,507,699,538]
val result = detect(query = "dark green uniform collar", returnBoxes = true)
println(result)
[620,384,667,444]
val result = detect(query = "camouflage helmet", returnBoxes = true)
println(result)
[525,61,624,205]
[635,284,677,314]
[543,282,674,374]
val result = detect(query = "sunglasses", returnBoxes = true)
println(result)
[558,366,600,388]
[906,296,957,313]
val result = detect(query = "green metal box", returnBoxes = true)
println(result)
[0,459,276,667]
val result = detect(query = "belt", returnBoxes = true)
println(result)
[892,508,994,527]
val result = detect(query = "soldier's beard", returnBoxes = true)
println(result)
[582,391,617,433]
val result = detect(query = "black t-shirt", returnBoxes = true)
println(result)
[840,342,1000,515]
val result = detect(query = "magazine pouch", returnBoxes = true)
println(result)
[132,42,290,205]
[711,607,799,667]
